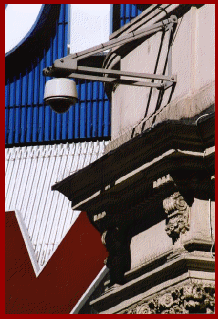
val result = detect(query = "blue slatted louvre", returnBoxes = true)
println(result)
[5,79,9,144]
[112,4,151,32]
[75,81,81,140]
[33,58,40,143]
[121,4,144,27]
[6,4,157,147]
[8,78,16,144]
[5,4,111,147]
[87,81,93,139]
[15,73,22,144]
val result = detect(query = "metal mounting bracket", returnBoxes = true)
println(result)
[43,15,178,89]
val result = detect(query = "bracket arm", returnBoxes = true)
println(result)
[43,15,178,89]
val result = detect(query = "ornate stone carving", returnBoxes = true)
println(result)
[163,192,190,242]
[94,211,106,221]
[153,174,174,189]
[122,282,215,314]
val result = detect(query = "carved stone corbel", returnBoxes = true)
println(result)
[163,192,191,243]
[101,227,131,286]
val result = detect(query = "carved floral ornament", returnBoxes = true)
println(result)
[122,282,215,314]
[163,192,190,242]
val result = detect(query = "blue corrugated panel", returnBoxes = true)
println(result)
[120,4,143,27]
[112,4,146,32]
[5,79,9,144]
[15,74,21,144]
[5,4,111,147]
[8,78,16,144]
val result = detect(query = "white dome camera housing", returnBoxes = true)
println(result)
[44,78,78,114]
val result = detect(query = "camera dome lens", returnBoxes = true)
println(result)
[44,78,78,114]
[46,97,72,114]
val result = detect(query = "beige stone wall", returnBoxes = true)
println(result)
[131,220,172,269]
[111,5,215,140]
[131,198,215,271]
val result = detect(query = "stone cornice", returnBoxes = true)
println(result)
[52,113,214,210]
[74,148,214,234]
[90,253,215,313]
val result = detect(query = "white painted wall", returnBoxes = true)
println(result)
[5,4,43,54]
[69,4,110,54]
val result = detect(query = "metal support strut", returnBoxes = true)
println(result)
[43,15,178,89]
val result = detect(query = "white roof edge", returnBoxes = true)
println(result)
[70,266,109,314]
[14,209,41,277]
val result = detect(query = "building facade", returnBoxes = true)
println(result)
[51,4,215,314]
[5,4,215,314]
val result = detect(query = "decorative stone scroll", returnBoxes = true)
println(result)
[123,282,215,314]
[163,192,190,243]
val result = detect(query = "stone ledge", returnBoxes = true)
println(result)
[105,81,215,154]
[119,278,215,314]
[90,253,215,313]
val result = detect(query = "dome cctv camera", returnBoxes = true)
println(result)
[44,78,78,114]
